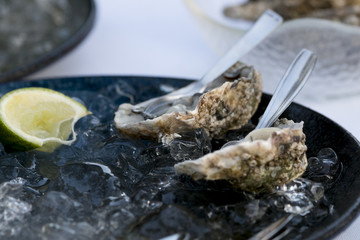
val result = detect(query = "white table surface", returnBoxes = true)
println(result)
[27,0,360,239]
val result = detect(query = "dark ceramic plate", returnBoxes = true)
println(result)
[0,0,95,83]
[0,76,360,239]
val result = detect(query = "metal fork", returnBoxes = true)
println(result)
[249,214,294,240]
[221,49,317,149]
[132,9,283,119]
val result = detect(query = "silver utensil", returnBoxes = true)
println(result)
[249,214,294,240]
[132,9,283,119]
[222,49,317,148]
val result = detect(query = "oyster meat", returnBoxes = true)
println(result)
[175,119,308,193]
[114,62,262,142]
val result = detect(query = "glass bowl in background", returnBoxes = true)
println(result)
[184,0,360,104]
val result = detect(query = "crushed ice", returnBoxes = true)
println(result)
[0,178,32,237]
[0,82,343,239]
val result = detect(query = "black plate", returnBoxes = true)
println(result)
[0,0,95,83]
[0,76,359,239]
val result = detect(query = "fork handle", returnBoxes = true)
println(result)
[169,9,283,98]
[256,49,317,129]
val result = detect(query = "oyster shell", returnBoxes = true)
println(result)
[174,119,308,193]
[224,0,360,26]
[114,62,262,142]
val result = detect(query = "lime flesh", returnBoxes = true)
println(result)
[0,87,90,152]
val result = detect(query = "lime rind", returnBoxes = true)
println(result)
[0,87,90,152]
[0,119,40,151]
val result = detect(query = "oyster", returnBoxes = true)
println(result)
[224,0,360,26]
[174,119,308,193]
[114,62,262,142]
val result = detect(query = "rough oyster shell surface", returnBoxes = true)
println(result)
[114,62,262,142]
[224,0,360,26]
[174,119,308,193]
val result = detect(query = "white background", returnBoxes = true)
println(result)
[27,1,360,239]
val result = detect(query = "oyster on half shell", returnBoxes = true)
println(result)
[114,62,262,142]
[174,119,308,193]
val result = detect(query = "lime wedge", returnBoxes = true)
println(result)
[0,87,90,152]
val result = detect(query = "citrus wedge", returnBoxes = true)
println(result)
[0,87,90,152]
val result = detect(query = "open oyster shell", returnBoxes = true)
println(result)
[174,119,308,193]
[114,62,262,142]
